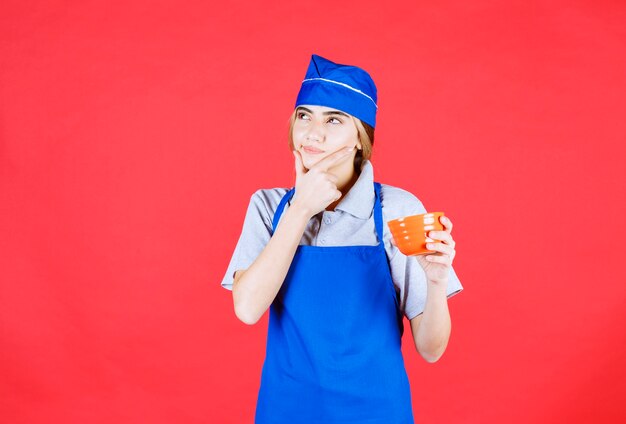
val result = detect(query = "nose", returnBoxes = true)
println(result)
[305,121,324,142]
[306,133,321,142]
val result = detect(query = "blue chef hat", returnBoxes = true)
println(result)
[295,54,378,128]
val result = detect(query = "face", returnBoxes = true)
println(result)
[292,105,361,171]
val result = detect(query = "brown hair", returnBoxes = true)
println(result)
[287,109,375,172]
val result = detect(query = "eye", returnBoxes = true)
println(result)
[297,112,310,120]
[327,117,342,124]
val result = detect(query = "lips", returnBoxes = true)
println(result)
[303,146,324,154]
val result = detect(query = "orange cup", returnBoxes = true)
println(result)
[387,212,446,256]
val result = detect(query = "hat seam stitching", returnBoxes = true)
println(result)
[301,77,378,109]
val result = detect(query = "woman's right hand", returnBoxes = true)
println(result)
[292,146,355,218]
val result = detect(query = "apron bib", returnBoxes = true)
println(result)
[255,182,414,424]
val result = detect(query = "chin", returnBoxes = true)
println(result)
[304,156,324,168]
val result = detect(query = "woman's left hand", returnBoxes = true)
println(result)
[415,216,456,285]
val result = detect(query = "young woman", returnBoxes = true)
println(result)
[221,54,463,424]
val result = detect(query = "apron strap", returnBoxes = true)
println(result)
[374,182,404,334]
[373,182,384,244]
[271,188,295,235]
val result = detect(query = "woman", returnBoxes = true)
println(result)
[221,54,463,424]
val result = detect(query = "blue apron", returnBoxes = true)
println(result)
[255,182,414,424]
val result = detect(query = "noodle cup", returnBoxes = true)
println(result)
[387,212,446,256]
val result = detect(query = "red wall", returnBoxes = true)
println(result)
[1,1,625,423]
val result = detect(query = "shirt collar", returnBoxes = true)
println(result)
[335,160,375,219]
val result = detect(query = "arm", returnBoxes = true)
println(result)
[232,203,310,325]
[409,215,458,363]
[410,281,451,363]
[231,147,355,325]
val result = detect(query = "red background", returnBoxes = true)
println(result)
[1,1,625,423]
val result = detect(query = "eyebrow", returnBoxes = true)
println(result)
[296,106,350,118]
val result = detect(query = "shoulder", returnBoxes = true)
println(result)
[378,183,427,220]
[239,187,292,232]
[248,187,292,215]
